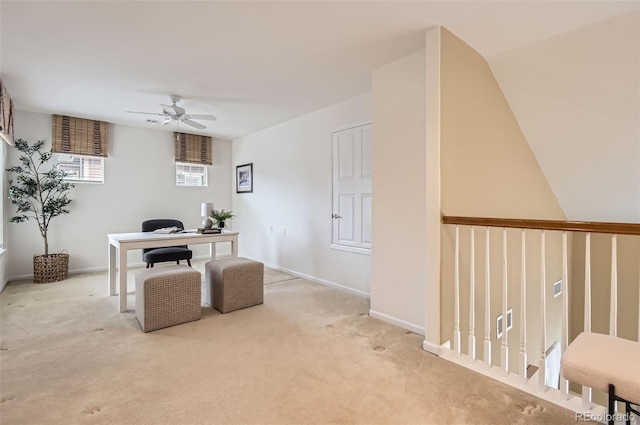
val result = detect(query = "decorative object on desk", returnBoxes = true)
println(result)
[201,202,214,229]
[210,209,235,229]
[7,139,73,283]
[198,228,221,234]
[236,163,253,193]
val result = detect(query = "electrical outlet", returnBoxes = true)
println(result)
[497,309,513,338]
[553,280,562,298]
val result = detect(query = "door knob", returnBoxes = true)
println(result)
[332,213,342,219]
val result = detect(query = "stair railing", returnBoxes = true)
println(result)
[441,215,640,409]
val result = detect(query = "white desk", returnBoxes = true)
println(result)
[107,231,238,312]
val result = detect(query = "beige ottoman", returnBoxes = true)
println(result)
[205,257,264,313]
[135,265,202,332]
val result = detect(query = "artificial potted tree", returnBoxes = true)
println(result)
[7,139,74,283]
[210,209,235,229]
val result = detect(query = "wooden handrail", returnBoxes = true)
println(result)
[442,216,640,236]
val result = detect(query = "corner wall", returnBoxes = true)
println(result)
[371,50,427,333]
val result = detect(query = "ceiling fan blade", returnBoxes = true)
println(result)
[182,119,206,130]
[126,111,166,116]
[161,103,186,115]
[187,114,217,121]
[161,106,175,116]
[162,117,173,125]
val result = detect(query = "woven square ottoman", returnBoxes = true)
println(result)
[135,265,202,332]
[205,257,264,313]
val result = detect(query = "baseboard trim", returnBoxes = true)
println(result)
[422,339,444,356]
[6,255,215,282]
[260,261,370,299]
[369,309,425,335]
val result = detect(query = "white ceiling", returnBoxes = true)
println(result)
[2,1,637,140]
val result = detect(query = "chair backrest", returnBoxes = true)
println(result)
[142,219,185,233]
[141,219,187,254]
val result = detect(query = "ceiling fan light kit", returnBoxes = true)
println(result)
[126,95,217,130]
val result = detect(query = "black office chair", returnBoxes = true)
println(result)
[142,219,193,268]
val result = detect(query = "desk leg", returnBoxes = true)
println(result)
[231,235,238,258]
[119,248,128,312]
[108,243,116,296]
[210,242,217,260]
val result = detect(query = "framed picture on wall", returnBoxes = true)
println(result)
[236,163,253,193]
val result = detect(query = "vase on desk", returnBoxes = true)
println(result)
[218,221,225,229]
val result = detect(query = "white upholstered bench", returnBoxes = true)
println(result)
[562,332,640,424]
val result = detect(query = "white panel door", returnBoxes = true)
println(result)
[332,123,372,251]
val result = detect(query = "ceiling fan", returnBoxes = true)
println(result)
[126,95,217,130]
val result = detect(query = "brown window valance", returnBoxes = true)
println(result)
[52,114,109,157]
[0,79,15,145]
[174,132,212,165]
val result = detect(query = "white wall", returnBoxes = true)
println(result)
[232,92,372,295]
[489,10,640,223]
[371,50,427,334]
[6,110,232,279]
[1,137,7,292]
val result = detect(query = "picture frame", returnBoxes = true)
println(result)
[236,163,253,193]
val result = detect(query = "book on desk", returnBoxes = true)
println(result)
[197,228,222,234]
[152,226,180,234]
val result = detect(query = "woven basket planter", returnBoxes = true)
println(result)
[33,253,69,283]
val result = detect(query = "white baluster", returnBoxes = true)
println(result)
[583,233,592,408]
[560,231,569,398]
[484,227,492,369]
[610,235,618,337]
[539,230,547,391]
[501,228,509,375]
[519,229,527,382]
[609,235,619,425]
[468,226,476,363]
[454,225,461,357]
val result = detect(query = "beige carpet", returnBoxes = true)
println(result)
[264,267,298,285]
[0,260,578,425]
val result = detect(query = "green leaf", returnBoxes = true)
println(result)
[7,139,74,253]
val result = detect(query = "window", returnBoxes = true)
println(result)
[176,162,208,187]
[55,153,104,183]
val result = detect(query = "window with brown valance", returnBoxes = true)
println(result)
[0,79,15,146]
[52,114,109,157]
[174,132,212,165]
